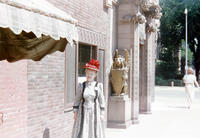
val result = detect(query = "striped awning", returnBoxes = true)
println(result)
[0,0,78,62]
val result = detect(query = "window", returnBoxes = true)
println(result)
[65,44,76,108]
[64,43,98,109]
[97,49,105,84]
[78,44,97,83]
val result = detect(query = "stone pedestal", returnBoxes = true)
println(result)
[107,95,132,129]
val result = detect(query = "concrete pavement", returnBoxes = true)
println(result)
[105,86,200,138]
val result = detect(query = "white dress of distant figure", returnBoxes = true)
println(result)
[183,68,199,108]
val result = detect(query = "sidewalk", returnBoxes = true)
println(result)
[105,86,200,138]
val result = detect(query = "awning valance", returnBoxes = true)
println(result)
[0,0,78,62]
[0,0,78,42]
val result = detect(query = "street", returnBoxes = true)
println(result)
[106,86,200,138]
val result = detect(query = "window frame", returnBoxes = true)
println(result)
[64,43,78,110]
[77,43,97,84]
[64,43,98,110]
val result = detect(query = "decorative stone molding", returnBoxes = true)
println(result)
[146,22,157,33]
[120,14,133,24]
[134,0,142,6]
[78,27,106,49]
[139,23,146,46]
[140,0,152,12]
[153,12,162,20]
[146,18,160,33]
[133,12,146,24]
[140,38,145,46]
[140,1,162,20]
[155,19,160,28]
[105,0,119,8]
[150,3,162,19]
[120,12,146,24]
[105,0,112,8]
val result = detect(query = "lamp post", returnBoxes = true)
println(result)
[184,8,188,74]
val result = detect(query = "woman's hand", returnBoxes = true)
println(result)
[74,112,77,120]
[100,114,104,121]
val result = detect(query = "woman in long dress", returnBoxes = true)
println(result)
[72,59,105,138]
[183,68,199,108]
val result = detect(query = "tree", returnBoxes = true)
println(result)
[159,0,200,81]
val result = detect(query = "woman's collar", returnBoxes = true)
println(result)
[86,81,96,85]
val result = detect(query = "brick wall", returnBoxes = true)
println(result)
[27,1,111,137]
[47,0,110,35]
[0,61,28,138]
[26,0,112,135]
[0,0,112,138]
[27,52,71,138]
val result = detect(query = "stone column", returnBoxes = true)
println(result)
[139,17,155,114]
[152,30,159,102]
[139,1,162,113]
[151,32,156,102]
[131,11,146,123]
[114,1,147,125]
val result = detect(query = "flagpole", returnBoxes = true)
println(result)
[184,8,188,74]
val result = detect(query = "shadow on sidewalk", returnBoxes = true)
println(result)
[168,105,189,109]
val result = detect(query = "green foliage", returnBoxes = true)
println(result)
[181,40,193,66]
[156,0,200,84]
[156,60,178,79]
[155,76,184,86]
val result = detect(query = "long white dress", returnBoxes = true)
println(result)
[183,74,199,106]
[71,81,105,138]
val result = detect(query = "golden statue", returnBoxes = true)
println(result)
[110,49,130,96]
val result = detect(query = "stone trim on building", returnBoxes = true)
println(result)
[78,27,106,49]
[105,0,119,8]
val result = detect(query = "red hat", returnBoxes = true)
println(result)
[84,59,100,71]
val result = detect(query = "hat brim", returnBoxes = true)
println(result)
[84,66,99,71]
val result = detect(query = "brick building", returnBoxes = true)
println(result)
[0,0,161,138]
